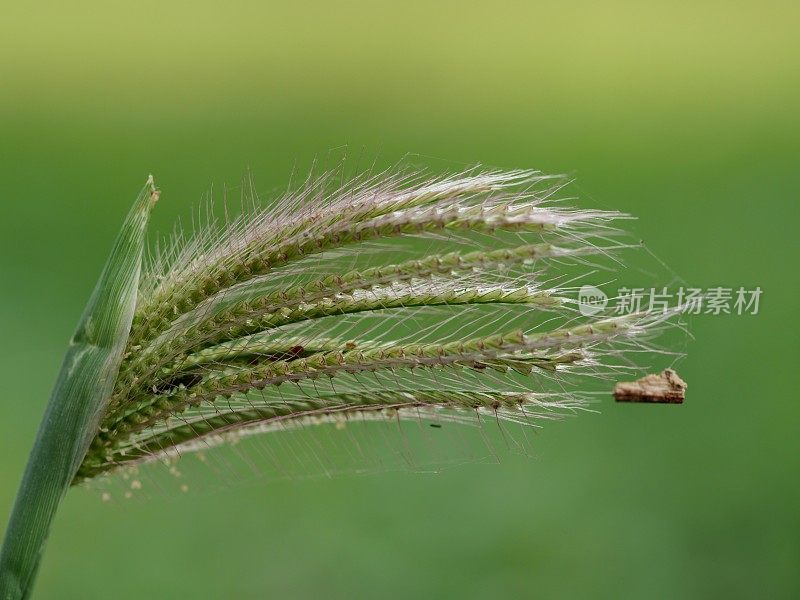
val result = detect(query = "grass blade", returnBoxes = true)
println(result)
[0,178,158,599]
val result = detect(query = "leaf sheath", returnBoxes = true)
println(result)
[0,179,158,600]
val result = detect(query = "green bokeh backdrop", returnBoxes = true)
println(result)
[1,2,798,598]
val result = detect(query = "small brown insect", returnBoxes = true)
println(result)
[613,368,687,404]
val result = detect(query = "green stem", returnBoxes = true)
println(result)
[0,179,157,599]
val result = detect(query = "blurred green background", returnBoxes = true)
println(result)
[1,1,798,598]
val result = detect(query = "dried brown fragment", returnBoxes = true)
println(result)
[613,368,686,404]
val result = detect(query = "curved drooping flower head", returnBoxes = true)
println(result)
[77,166,679,481]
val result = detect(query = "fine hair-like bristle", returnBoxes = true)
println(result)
[76,166,675,481]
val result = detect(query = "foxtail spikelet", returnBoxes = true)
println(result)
[67,166,677,480]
